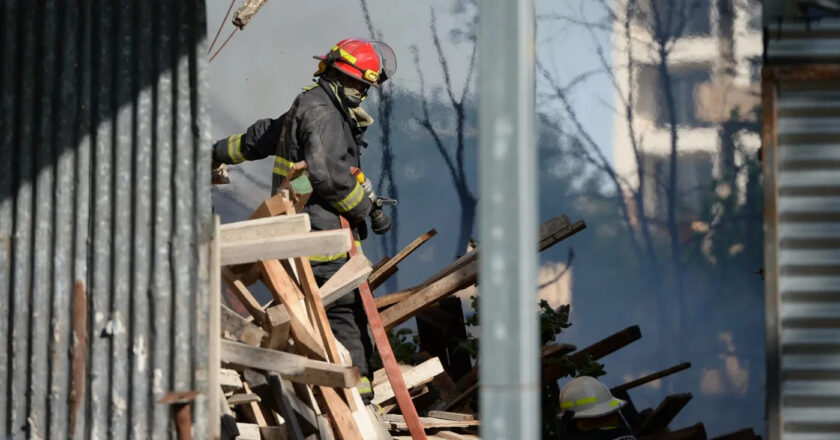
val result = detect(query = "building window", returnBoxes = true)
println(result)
[638,0,712,37]
[636,64,711,128]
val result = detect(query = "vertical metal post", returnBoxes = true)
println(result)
[478,0,538,439]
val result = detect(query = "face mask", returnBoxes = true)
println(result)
[339,82,367,108]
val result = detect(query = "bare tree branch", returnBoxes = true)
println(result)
[430,8,459,108]
[539,248,575,290]
[412,45,459,185]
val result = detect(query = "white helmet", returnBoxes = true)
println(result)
[559,376,626,419]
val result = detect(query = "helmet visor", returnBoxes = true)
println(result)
[371,41,397,83]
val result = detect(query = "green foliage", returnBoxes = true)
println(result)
[370,327,419,371]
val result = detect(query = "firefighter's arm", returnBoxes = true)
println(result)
[211,115,285,164]
[300,110,371,224]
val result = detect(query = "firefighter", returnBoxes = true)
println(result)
[556,376,637,440]
[211,38,397,404]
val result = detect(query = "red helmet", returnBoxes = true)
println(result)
[314,38,396,87]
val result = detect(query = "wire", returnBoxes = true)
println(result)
[208,0,237,55]
[209,28,238,63]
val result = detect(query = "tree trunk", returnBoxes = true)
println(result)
[456,190,477,259]
[658,44,686,345]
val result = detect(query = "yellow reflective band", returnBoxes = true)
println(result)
[309,240,362,263]
[303,83,319,91]
[227,134,245,164]
[576,396,598,406]
[609,399,621,407]
[560,401,574,409]
[308,251,349,263]
[273,156,295,177]
[334,47,357,64]
[357,377,372,394]
[331,183,364,213]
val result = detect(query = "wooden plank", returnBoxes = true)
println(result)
[340,218,428,440]
[220,368,243,391]
[376,215,586,312]
[220,229,351,266]
[267,373,306,440]
[712,428,761,440]
[319,254,373,307]
[544,326,642,383]
[294,255,360,409]
[375,290,414,309]
[436,432,480,440]
[320,386,363,440]
[241,381,269,427]
[221,267,268,326]
[611,362,691,394]
[709,428,760,440]
[442,383,477,412]
[226,393,261,406]
[260,426,292,440]
[541,343,577,358]
[658,422,707,440]
[260,260,326,361]
[236,423,263,440]
[379,259,477,330]
[221,304,266,346]
[368,229,437,290]
[220,214,310,242]
[427,411,475,422]
[636,393,693,435]
[250,193,293,219]
[221,340,359,388]
[221,339,306,374]
[265,305,291,350]
[372,358,445,405]
[381,414,480,430]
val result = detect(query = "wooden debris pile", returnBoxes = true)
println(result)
[213,179,762,439]
[216,189,393,440]
[361,214,762,440]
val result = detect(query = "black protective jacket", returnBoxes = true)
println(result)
[212,78,372,269]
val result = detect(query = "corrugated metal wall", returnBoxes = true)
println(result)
[763,65,840,437]
[775,77,840,439]
[766,20,840,63]
[0,1,214,439]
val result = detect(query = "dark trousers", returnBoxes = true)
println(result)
[314,270,374,403]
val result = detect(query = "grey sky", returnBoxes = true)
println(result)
[205,0,613,153]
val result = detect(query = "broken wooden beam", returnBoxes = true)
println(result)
[221,229,351,266]
[657,422,707,440]
[379,215,586,329]
[260,260,327,361]
[544,325,642,383]
[220,340,360,388]
[709,428,761,440]
[372,357,445,405]
[220,214,310,242]
[226,393,261,406]
[636,393,693,435]
[264,305,291,350]
[379,259,477,330]
[221,305,267,346]
[381,414,480,431]
[611,362,691,394]
[427,411,475,422]
[368,229,437,290]
[319,254,373,307]
[220,368,244,392]
[221,267,269,326]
